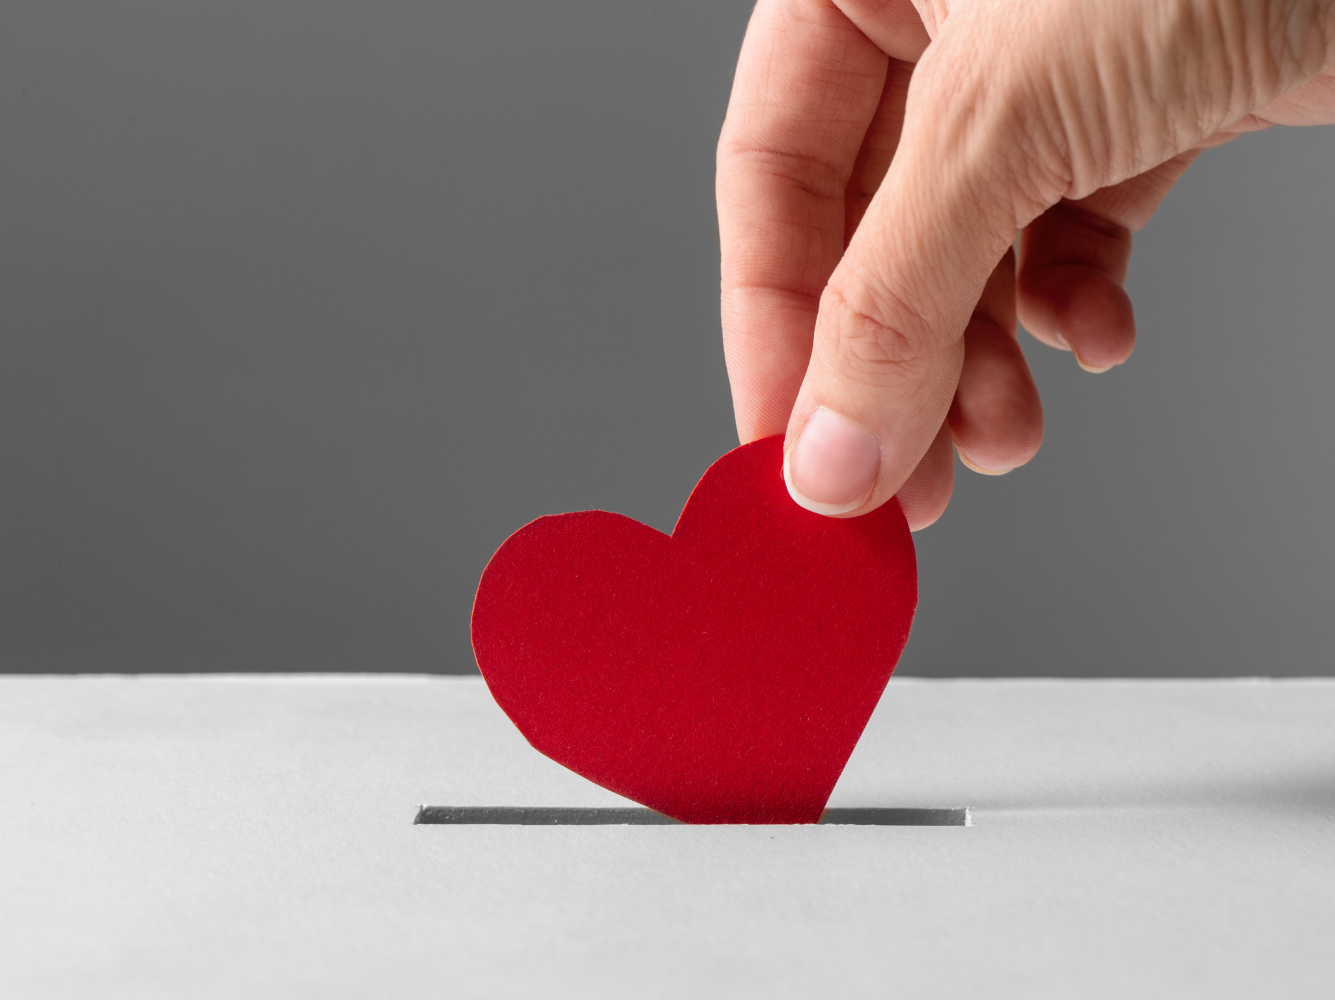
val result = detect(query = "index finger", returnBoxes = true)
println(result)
[717,0,908,443]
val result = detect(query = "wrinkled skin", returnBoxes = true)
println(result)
[718,0,1335,527]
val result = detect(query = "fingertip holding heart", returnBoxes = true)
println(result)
[470,436,918,825]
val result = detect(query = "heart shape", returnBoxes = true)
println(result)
[471,436,917,824]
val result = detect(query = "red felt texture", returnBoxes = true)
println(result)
[471,436,917,824]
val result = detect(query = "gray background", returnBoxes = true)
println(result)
[0,0,1330,677]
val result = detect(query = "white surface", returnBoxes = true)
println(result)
[2,675,1333,998]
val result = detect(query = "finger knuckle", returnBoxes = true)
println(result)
[818,286,936,389]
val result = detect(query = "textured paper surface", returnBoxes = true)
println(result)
[471,436,917,823]
[2,676,1334,998]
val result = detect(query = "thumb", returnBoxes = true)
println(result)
[782,42,1047,517]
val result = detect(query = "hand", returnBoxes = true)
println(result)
[718,0,1335,527]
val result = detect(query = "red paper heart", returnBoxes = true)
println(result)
[471,436,917,824]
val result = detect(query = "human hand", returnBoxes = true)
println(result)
[718,0,1335,527]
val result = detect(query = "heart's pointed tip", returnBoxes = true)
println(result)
[650,802,829,826]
